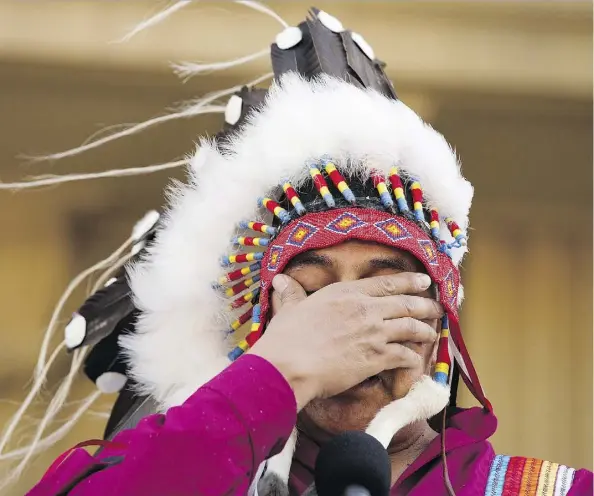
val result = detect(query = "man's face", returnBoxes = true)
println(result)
[271,239,439,436]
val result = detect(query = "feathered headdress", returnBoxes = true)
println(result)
[1,5,491,494]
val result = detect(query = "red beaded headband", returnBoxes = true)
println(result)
[217,161,491,412]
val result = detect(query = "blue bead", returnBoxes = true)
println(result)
[323,194,336,208]
[396,197,409,213]
[379,192,394,208]
[434,372,448,385]
[228,347,245,361]
[343,189,356,203]
[294,202,306,215]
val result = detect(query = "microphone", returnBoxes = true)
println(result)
[314,431,391,496]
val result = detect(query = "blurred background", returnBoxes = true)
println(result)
[0,1,591,494]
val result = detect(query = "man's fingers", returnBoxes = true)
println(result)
[382,317,438,344]
[375,295,443,321]
[272,274,307,308]
[382,343,424,369]
[352,272,432,297]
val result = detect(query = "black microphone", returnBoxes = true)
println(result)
[314,431,391,496]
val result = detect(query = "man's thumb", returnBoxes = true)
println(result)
[272,274,307,307]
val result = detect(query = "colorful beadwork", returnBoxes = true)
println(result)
[246,303,262,341]
[374,218,412,242]
[239,221,277,236]
[323,160,356,204]
[433,315,451,385]
[372,172,394,209]
[429,209,440,240]
[230,288,260,309]
[228,339,249,361]
[266,245,283,272]
[259,197,291,223]
[219,262,261,284]
[485,455,575,496]
[233,236,269,247]
[220,251,264,267]
[309,165,335,207]
[225,274,261,297]
[445,217,467,246]
[410,180,425,223]
[282,181,306,215]
[418,239,438,266]
[388,167,409,214]
[286,221,318,247]
[219,161,476,387]
[227,307,254,334]
[325,212,366,235]
[442,270,457,308]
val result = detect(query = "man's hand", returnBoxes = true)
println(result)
[248,272,442,410]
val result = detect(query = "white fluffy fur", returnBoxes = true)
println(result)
[366,376,450,448]
[124,73,473,411]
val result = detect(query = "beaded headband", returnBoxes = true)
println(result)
[216,159,484,405]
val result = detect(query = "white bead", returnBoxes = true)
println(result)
[317,10,344,33]
[275,26,302,49]
[351,32,375,60]
[96,372,128,394]
[225,95,243,125]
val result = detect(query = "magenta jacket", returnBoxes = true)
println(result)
[27,355,592,495]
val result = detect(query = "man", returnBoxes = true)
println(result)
[17,6,593,495]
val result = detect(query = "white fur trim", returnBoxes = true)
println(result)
[365,376,450,448]
[125,74,472,408]
[263,428,297,483]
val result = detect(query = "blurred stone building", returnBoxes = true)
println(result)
[0,2,591,494]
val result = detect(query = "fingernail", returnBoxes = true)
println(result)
[417,274,432,289]
[272,274,288,293]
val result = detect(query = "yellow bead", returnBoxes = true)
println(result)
[435,362,450,374]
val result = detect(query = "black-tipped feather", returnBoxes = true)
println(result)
[271,41,299,76]
[292,21,323,79]
[304,9,350,81]
[104,385,157,440]
[374,59,398,99]
[83,312,135,385]
[216,87,268,146]
[341,31,397,100]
